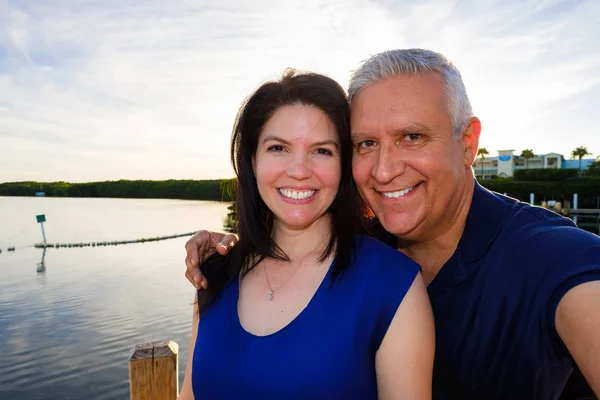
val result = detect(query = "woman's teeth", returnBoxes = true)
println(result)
[279,189,316,200]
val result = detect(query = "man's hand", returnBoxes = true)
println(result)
[184,231,239,290]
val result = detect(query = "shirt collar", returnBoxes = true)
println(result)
[460,181,508,264]
[428,181,508,296]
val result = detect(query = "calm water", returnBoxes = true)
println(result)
[1,197,597,399]
[0,196,231,400]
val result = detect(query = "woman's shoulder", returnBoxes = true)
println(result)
[349,235,425,354]
[353,234,421,281]
[356,235,418,265]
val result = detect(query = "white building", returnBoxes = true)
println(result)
[473,150,594,179]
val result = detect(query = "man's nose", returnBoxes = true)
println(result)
[372,144,406,184]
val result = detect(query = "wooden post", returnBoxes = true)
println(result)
[129,341,179,400]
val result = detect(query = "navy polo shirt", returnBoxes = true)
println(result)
[426,183,600,399]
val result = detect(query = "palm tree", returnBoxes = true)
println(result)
[477,148,489,179]
[586,156,600,177]
[571,146,592,173]
[520,149,535,169]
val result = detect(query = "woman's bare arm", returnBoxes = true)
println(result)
[178,293,200,400]
[375,273,435,399]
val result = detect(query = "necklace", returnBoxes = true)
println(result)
[263,260,303,300]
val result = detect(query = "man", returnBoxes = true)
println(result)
[184,49,600,399]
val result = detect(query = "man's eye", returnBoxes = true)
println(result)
[358,140,376,148]
[405,134,422,141]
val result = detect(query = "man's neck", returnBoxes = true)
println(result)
[399,178,475,285]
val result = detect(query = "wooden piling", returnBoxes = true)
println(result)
[128,340,179,400]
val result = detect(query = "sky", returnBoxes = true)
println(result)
[1,0,599,183]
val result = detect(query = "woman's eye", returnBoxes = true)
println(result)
[316,148,333,156]
[267,145,285,152]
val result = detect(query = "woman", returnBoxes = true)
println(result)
[178,69,434,399]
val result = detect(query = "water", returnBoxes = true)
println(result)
[1,197,597,400]
[0,197,231,400]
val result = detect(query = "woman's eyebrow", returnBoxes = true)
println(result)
[312,140,339,149]
[260,135,339,149]
[260,135,290,145]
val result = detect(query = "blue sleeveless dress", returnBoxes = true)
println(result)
[192,235,420,399]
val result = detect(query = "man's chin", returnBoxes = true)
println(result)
[378,216,422,240]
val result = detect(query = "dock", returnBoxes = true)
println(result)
[560,209,600,235]
[561,208,600,215]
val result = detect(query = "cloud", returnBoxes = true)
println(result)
[0,0,599,183]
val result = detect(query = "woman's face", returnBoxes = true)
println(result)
[254,104,341,232]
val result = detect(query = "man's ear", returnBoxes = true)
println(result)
[462,117,481,167]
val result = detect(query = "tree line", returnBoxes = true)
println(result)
[480,179,600,209]
[2,170,598,234]
[0,179,236,202]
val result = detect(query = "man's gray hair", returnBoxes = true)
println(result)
[348,49,473,139]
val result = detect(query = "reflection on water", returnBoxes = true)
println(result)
[36,248,47,273]
[0,197,597,400]
[0,197,230,400]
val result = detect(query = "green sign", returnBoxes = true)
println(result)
[36,214,46,223]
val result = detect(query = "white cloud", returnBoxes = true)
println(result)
[1,0,599,183]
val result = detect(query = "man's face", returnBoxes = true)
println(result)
[351,73,474,242]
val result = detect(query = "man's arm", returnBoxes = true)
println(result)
[184,231,239,289]
[556,280,600,396]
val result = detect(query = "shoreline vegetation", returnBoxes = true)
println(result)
[0,176,597,234]
[1,174,599,208]
[0,179,236,202]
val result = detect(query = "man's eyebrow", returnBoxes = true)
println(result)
[351,132,370,141]
[395,123,432,135]
[351,124,432,140]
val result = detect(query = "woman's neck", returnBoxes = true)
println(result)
[271,215,332,260]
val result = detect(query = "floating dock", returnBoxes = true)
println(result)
[33,232,197,249]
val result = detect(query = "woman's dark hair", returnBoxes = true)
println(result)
[198,69,367,315]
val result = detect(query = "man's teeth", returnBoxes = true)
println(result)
[279,189,316,200]
[381,186,415,199]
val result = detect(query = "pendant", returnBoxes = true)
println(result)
[268,290,274,300]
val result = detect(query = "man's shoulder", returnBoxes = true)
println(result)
[464,186,600,271]
[479,192,600,278]
[501,200,598,249]
[482,190,590,246]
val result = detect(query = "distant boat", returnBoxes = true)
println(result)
[35,192,46,196]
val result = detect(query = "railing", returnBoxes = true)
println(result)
[561,209,600,235]
[128,341,179,400]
